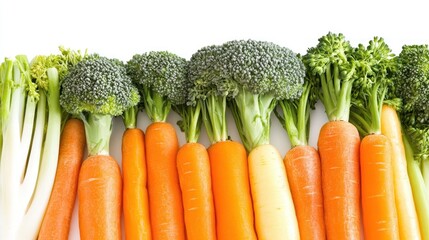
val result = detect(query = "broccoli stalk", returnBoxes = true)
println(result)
[126,51,188,123]
[60,57,140,156]
[222,40,305,152]
[173,102,202,143]
[303,33,356,122]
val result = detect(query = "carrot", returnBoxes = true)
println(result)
[360,134,399,240]
[78,155,122,240]
[177,142,216,240]
[122,128,151,240]
[276,81,325,240]
[381,105,421,240]
[38,118,86,240]
[208,141,256,240]
[318,120,361,240]
[145,122,185,240]
[284,145,325,240]
[246,144,299,240]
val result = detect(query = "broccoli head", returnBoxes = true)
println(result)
[220,39,305,151]
[60,57,139,116]
[396,45,429,125]
[221,39,304,99]
[126,51,187,122]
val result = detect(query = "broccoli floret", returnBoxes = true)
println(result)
[126,51,188,122]
[303,33,356,122]
[60,57,139,155]
[349,37,395,136]
[221,40,305,151]
[222,40,304,99]
[396,45,429,125]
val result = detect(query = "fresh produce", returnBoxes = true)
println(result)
[121,94,151,238]
[223,39,304,240]
[60,56,140,239]
[38,119,86,240]
[36,48,88,240]
[188,44,257,240]
[395,44,429,239]
[349,37,399,239]
[126,51,187,240]
[275,78,325,240]
[0,52,63,239]
[303,33,362,239]
[174,85,216,240]
[381,105,422,240]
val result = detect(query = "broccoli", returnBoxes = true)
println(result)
[303,32,356,122]
[126,51,188,123]
[221,40,305,151]
[396,45,429,126]
[349,37,395,136]
[60,57,140,156]
[187,44,237,144]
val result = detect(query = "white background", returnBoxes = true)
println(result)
[1,0,429,239]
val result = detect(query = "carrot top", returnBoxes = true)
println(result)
[303,32,356,122]
[349,37,395,136]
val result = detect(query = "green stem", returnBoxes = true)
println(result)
[333,64,341,96]
[143,86,170,122]
[187,102,202,143]
[326,65,337,106]
[297,84,310,146]
[403,134,429,239]
[320,73,335,119]
[82,113,113,156]
[230,88,275,152]
[123,105,138,129]
[202,95,228,144]
[334,79,353,121]
[369,84,381,134]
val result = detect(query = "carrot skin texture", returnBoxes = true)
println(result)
[380,105,421,240]
[177,142,216,240]
[318,120,361,240]
[122,128,151,240]
[208,141,256,240]
[145,122,185,240]
[37,119,86,240]
[360,134,399,240]
[249,144,299,240]
[284,145,325,240]
[78,155,122,240]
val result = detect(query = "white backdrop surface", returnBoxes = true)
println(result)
[1,0,429,239]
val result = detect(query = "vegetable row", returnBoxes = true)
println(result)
[0,33,428,240]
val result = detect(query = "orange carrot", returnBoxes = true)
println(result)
[78,155,122,240]
[360,134,399,240]
[318,120,361,240]
[208,141,256,240]
[38,118,86,240]
[145,122,185,240]
[122,128,151,240]
[177,142,216,240]
[284,145,325,240]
